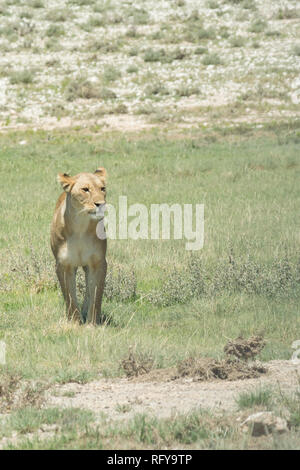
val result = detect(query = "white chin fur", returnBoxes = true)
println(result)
[90,213,104,221]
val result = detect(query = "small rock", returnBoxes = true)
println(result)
[40,424,59,433]
[241,411,288,437]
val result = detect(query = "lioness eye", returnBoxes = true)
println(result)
[101,187,106,192]
[82,187,89,192]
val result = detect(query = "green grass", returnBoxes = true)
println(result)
[0,127,299,384]
[2,404,300,449]
[236,387,274,409]
[0,407,94,438]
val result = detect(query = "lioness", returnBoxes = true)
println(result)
[50,167,107,324]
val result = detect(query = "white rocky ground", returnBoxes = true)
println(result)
[0,0,299,130]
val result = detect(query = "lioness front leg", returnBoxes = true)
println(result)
[81,266,90,323]
[86,260,107,325]
[56,264,81,323]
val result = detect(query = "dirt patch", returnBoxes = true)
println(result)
[45,360,300,421]
[0,374,20,412]
[224,335,266,361]
[175,357,267,382]
[0,373,47,412]
[174,335,267,381]
[120,349,154,378]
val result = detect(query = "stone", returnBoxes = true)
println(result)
[241,411,288,437]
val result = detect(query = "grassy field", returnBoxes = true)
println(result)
[0,122,299,377]
[0,122,299,449]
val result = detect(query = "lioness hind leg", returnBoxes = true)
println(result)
[56,264,81,323]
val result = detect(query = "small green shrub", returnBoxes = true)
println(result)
[143,48,166,63]
[68,0,95,5]
[265,30,281,37]
[19,11,33,19]
[45,39,60,51]
[241,0,256,9]
[292,45,300,56]
[145,83,170,97]
[249,19,267,33]
[9,69,35,85]
[129,7,150,25]
[276,8,300,20]
[175,85,199,97]
[207,1,219,9]
[46,24,65,37]
[113,103,128,114]
[30,0,44,8]
[65,77,100,101]
[143,47,187,63]
[185,27,215,43]
[202,53,223,66]
[194,46,208,55]
[45,9,72,22]
[104,265,136,301]
[128,46,139,56]
[219,26,230,38]
[88,39,123,53]
[127,65,138,74]
[86,15,105,28]
[230,36,246,47]
[102,65,121,83]
[99,87,117,100]
[125,26,140,38]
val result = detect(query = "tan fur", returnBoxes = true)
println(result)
[50,167,107,324]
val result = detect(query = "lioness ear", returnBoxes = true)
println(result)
[94,167,107,183]
[57,173,75,192]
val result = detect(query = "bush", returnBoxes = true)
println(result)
[30,0,44,8]
[145,83,170,97]
[143,48,166,63]
[127,65,138,74]
[143,47,188,63]
[194,47,208,55]
[276,8,300,20]
[202,53,223,66]
[102,65,121,83]
[45,9,72,22]
[175,85,199,97]
[148,253,300,307]
[230,36,246,47]
[65,77,100,101]
[104,265,137,301]
[292,45,300,56]
[9,69,35,85]
[249,19,267,33]
[46,24,65,37]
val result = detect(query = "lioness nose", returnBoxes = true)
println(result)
[94,202,104,207]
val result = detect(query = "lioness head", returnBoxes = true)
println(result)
[58,167,107,221]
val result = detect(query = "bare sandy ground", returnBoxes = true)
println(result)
[46,360,300,421]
